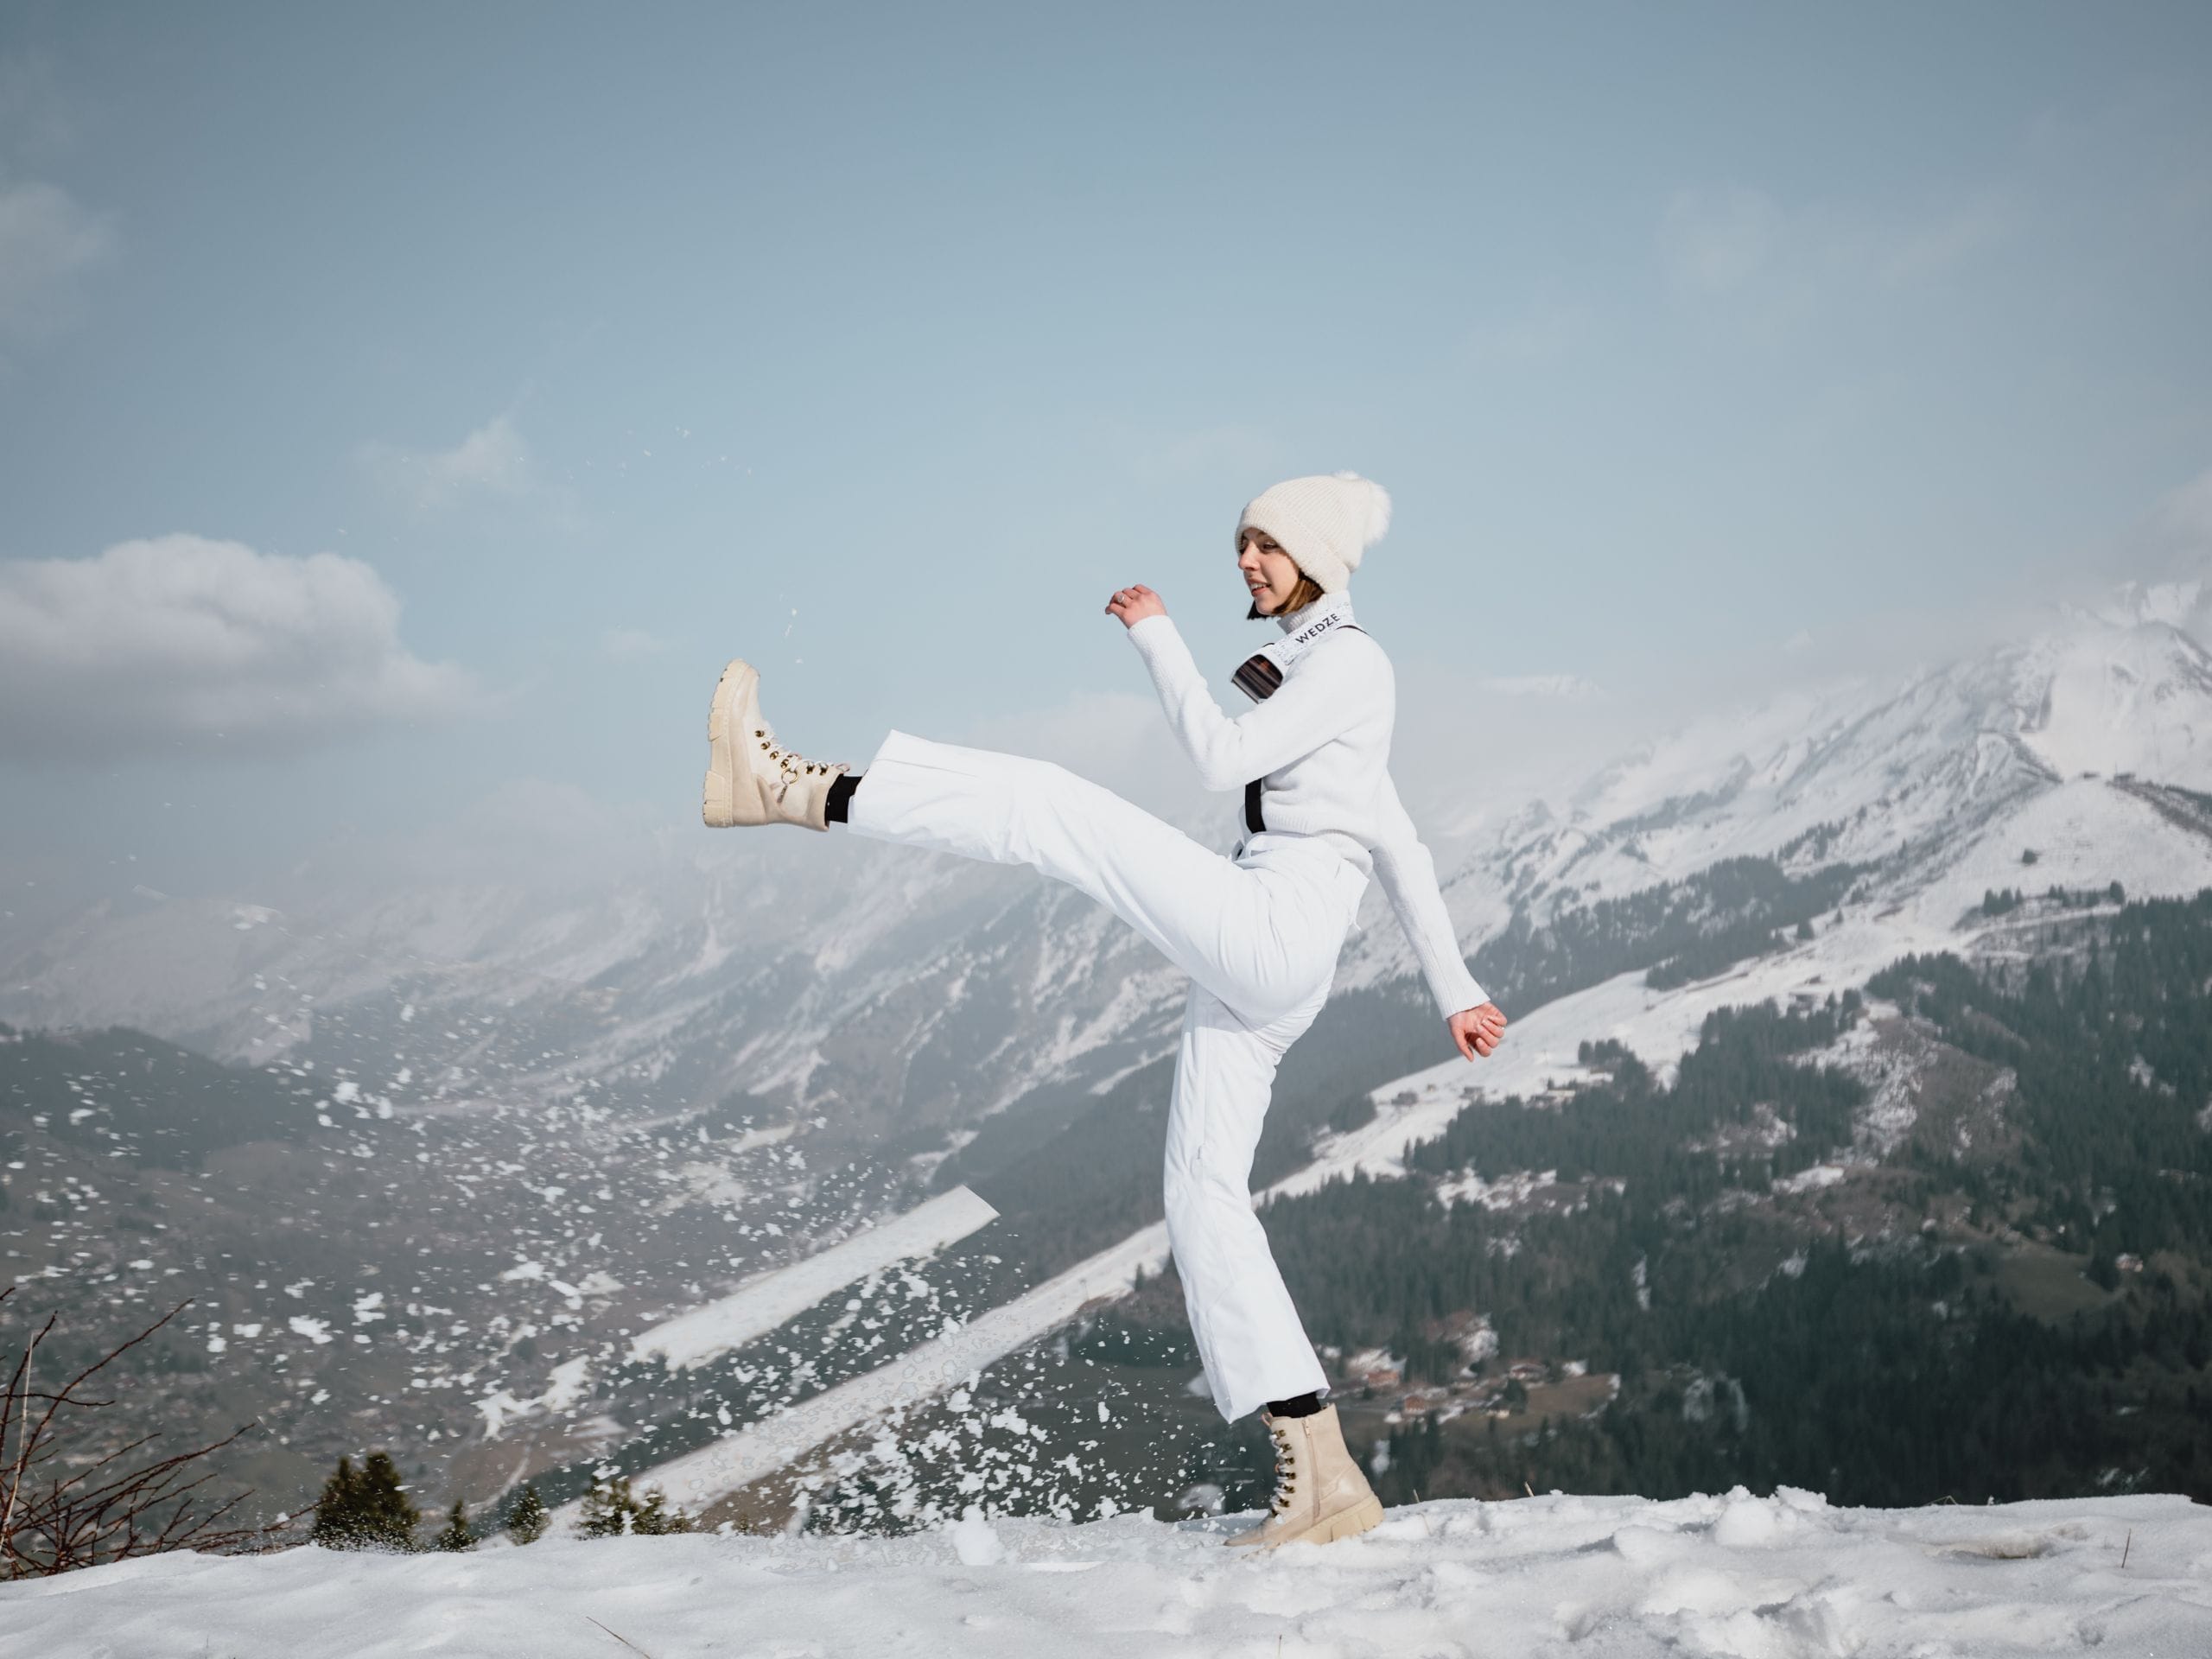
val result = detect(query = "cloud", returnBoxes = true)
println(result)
[0,175,112,343]
[0,534,477,761]
[357,415,540,512]
[0,55,110,347]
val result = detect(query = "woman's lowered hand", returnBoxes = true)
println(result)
[1448,1002,1508,1061]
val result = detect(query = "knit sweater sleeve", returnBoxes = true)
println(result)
[1122,613,1371,791]
[1370,770,1489,1020]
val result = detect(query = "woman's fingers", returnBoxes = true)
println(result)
[1105,585,1165,629]
[1450,1009,1502,1061]
[1106,586,1164,630]
[1449,1006,1505,1061]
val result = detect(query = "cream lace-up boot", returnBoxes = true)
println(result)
[1224,1403,1384,1549]
[702,658,849,831]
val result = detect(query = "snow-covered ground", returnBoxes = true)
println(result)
[8,1491,2208,1657]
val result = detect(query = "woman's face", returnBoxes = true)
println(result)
[1237,529,1303,613]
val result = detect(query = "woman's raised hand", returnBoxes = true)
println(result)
[1105,584,1166,628]
[1448,1002,1508,1062]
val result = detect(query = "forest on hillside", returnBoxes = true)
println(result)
[794,889,2212,1529]
[1249,890,2212,1510]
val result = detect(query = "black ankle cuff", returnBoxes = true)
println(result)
[825,771,861,824]
[1266,1391,1325,1419]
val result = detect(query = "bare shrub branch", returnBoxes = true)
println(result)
[1,1285,302,1577]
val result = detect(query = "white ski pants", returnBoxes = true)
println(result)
[843,728,1369,1421]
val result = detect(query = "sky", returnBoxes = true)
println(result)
[3,3,2210,917]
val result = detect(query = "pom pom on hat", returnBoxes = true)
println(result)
[1236,471,1392,595]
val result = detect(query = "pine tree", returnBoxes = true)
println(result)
[308,1455,360,1548]
[575,1476,631,1538]
[432,1498,474,1552]
[575,1474,693,1537]
[310,1451,422,1551]
[506,1482,550,1545]
[633,1485,692,1535]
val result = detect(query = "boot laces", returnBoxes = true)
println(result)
[754,728,846,779]
[1267,1421,1299,1511]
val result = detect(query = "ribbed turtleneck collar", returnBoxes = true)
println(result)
[1274,592,1340,634]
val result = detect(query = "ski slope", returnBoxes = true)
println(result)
[1287,904,1970,1196]
[552,1216,1173,1531]
[625,1185,1001,1372]
[7,1490,2208,1658]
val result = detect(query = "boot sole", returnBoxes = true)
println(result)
[1308,1495,1385,1544]
[702,658,762,828]
[1224,1495,1385,1550]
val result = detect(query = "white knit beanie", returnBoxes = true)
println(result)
[1235,471,1392,594]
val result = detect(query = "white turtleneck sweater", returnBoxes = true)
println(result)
[1124,604,1489,1021]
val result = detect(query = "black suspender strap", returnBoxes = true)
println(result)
[1236,620,1363,840]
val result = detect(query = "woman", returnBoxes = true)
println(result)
[701,471,1508,1548]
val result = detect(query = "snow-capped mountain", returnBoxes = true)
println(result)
[1332,601,2212,998]
[6,593,2211,1159]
